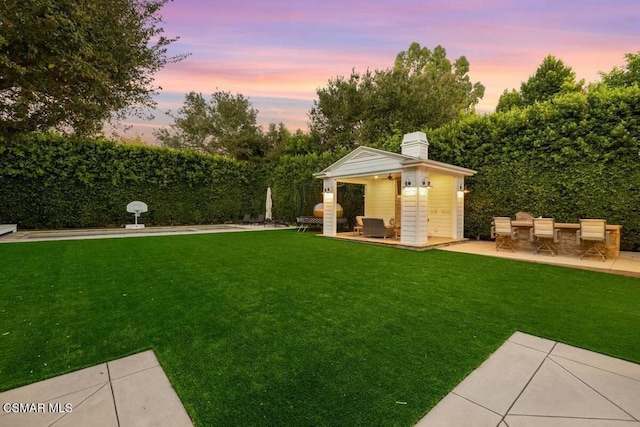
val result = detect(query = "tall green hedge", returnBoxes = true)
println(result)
[267,151,340,222]
[3,84,638,250]
[0,135,264,229]
[266,150,366,228]
[428,85,640,249]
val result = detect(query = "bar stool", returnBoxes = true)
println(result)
[533,218,558,256]
[577,219,608,261]
[492,217,518,252]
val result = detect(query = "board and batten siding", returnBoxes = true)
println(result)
[322,180,337,236]
[400,187,428,244]
[365,179,396,223]
[427,175,455,238]
[455,177,464,238]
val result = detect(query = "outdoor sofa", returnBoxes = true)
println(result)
[362,218,395,238]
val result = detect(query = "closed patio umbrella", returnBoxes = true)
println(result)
[265,187,273,221]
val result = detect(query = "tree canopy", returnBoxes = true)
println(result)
[309,42,485,151]
[155,91,267,161]
[0,0,185,136]
[600,51,640,88]
[496,55,583,112]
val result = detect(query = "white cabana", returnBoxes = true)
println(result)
[313,132,476,247]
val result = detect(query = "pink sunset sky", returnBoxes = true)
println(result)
[123,0,640,142]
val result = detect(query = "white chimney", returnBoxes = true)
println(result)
[401,132,429,159]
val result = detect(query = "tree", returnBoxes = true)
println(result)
[309,42,484,151]
[155,91,266,160]
[600,51,640,88]
[496,55,583,112]
[0,0,185,136]
[308,70,375,151]
[495,89,524,112]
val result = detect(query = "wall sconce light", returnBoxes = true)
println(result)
[323,187,332,193]
[422,179,432,188]
[457,185,470,197]
[404,178,412,187]
[387,174,393,180]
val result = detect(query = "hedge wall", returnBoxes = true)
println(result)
[428,85,640,250]
[267,151,339,222]
[3,84,638,248]
[267,150,365,228]
[0,135,264,229]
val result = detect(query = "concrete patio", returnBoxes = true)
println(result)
[0,350,192,427]
[438,240,640,277]
[417,331,640,426]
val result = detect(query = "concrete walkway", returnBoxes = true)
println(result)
[438,240,640,277]
[0,223,294,243]
[0,350,191,427]
[417,332,640,426]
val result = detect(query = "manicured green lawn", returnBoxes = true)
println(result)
[1,230,639,426]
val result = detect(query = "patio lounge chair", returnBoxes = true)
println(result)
[240,214,252,224]
[362,218,395,239]
[577,219,608,261]
[533,217,558,256]
[253,214,265,225]
[492,217,518,252]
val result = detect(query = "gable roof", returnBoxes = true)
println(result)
[314,146,408,178]
[314,145,476,179]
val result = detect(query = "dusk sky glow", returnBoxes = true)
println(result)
[124,0,640,142]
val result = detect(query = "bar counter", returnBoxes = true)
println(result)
[509,220,622,258]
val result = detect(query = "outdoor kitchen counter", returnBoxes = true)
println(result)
[510,220,622,258]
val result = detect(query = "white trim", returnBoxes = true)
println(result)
[315,146,476,179]
[314,146,413,178]
[401,158,476,176]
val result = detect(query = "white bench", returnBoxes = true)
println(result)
[0,224,17,235]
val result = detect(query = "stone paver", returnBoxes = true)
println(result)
[507,331,555,353]
[550,356,640,420]
[0,350,192,427]
[414,393,502,427]
[416,332,640,426]
[112,365,192,427]
[504,416,640,426]
[552,343,640,381]
[509,358,633,420]
[452,341,547,415]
